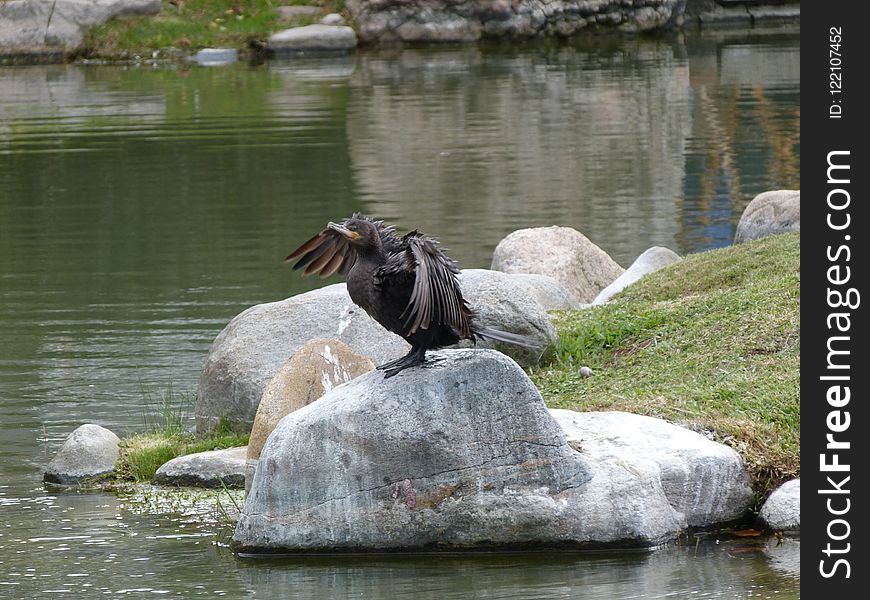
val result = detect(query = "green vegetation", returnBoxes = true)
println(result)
[116,385,248,482]
[531,232,799,497]
[82,1,347,59]
[115,423,249,482]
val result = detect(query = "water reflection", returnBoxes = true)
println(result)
[0,30,799,598]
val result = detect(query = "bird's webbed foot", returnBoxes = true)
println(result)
[377,347,427,378]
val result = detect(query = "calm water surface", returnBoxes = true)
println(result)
[0,30,799,598]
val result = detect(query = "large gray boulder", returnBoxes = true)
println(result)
[0,0,161,57]
[457,269,557,362]
[267,24,358,54]
[502,273,583,311]
[43,424,120,486]
[196,272,555,434]
[234,350,749,553]
[549,409,753,527]
[734,190,800,244]
[491,226,624,303]
[154,446,247,489]
[758,478,800,533]
[593,246,681,304]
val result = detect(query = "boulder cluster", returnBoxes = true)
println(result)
[46,192,800,551]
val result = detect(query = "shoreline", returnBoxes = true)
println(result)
[1,0,800,66]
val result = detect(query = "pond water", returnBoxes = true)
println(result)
[0,29,799,598]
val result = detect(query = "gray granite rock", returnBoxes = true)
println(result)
[154,446,247,489]
[734,190,800,244]
[246,338,374,493]
[457,269,557,363]
[44,424,120,485]
[195,283,410,434]
[758,478,800,532]
[593,246,681,304]
[196,269,556,434]
[268,24,357,54]
[0,0,161,57]
[234,350,748,553]
[491,226,624,304]
[549,409,753,527]
[503,273,583,311]
[347,0,685,43]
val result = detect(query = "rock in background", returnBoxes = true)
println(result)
[347,0,686,44]
[0,0,161,58]
[44,424,120,486]
[734,190,800,244]
[593,246,681,304]
[267,24,358,55]
[501,273,583,311]
[491,226,624,303]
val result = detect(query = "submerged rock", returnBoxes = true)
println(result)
[758,478,800,533]
[193,48,238,66]
[154,446,247,489]
[44,424,120,486]
[491,226,624,303]
[593,246,681,304]
[734,190,800,244]
[234,349,750,553]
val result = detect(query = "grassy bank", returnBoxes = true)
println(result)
[82,1,345,59]
[114,390,248,482]
[531,232,800,499]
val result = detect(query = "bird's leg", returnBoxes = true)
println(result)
[378,346,427,378]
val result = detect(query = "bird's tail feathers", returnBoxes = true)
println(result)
[473,326,540,349]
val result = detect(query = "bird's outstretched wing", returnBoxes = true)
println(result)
[378,232,471,338]
[285,214,399,278]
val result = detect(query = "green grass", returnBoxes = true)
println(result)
[530,232,800,497]
[116,387,249,483]
[81,1,348,59]
[115,424,249,483]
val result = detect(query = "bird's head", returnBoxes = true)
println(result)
[328,217,380,248]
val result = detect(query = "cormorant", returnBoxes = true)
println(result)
[286,214,532,378]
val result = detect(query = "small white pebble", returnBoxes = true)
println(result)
[579,366,593,377]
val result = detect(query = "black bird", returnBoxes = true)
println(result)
[286,214,533,378]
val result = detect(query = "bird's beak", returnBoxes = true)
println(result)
[328,221,360,240]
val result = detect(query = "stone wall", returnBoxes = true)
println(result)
[347,0,688,43]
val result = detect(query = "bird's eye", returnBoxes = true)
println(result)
[348,225,358,232]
